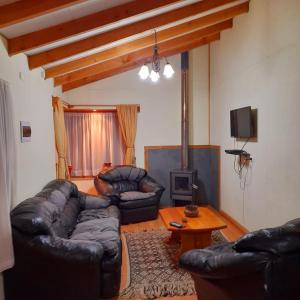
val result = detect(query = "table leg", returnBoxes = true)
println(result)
[179,231,212,257]
[164,231,181,245]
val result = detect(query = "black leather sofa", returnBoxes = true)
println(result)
[179,218,300,300]
[4,179,122,300]
[94,166,165,224]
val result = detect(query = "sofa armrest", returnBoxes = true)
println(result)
[139,175,165,194]
[179,242,272,279]
[79,191,111,209]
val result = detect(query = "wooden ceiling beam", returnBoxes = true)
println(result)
[54,20,232,86]
[28,0,241,69]
[46,1,250,79]
[0,0,86,29]
[8,0,179,55]
[61,33,220,92]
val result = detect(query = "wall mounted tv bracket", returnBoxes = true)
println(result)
[225,149,252,164]
[225,149,246,155]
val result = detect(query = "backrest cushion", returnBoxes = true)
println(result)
[43,179,79,198]
[234,218,300,255]
[60,197,81,237]
[98,166,146,183]
[11,180,80,238]
[111,181,138,193]
[11,196,58,235]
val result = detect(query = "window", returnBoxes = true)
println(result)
[65,112,124,176]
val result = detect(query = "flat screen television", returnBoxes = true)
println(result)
[230,106,253,138]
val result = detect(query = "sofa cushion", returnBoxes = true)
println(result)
[111,180,138,193]
[77,206,120,223]
[11,197,59,235]
[34,188,79,238]
[83,195,111,209]
[99,166,146,182]
[35,188,67,212]
[60,197,81,236]
[120,191,156,201]
[43,179,79,199]
[71,218,120,256]
[118,195,158,209]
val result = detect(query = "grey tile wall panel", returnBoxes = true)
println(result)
[146,147,219,208]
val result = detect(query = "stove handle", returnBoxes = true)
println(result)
[191,183,199,190]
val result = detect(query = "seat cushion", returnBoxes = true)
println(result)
[71,217,120,256]
[77,206,120,224]
[120,191,155,201]
[118,195,158,209]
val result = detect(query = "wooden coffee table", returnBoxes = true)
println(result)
[159,207,227,258]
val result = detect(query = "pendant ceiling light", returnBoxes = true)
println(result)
[138,30,175,82]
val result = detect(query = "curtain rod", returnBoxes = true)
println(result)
[67,104,140,112]
[68,104,140,108]
[64,109,117,113]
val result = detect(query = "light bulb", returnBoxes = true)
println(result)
[138,64,149,80]
[163,63,175,78]
[150,70,160,82]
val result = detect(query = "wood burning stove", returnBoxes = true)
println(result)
[170,169,197,205]
[170,52,198,206]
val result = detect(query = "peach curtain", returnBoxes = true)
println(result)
[116,105,138,165]
[64,112,124,176]
[53,97,69,179]
[0,79,16,271]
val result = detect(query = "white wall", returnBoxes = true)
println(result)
[71,179,97,195]
[0,37,57,206]
[64,52,209,168]
[189,46,209,145]
[0,36,57,299]
[210,0,300,230]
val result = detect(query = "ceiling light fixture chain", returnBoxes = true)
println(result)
[152,30,160,73]
[138,29,174,82]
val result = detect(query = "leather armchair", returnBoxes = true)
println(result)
[179,218,300,300]
[94,165,165,224]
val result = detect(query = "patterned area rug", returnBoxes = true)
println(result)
[120,229,226,299]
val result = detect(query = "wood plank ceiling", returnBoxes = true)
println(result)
[0,0,250,91]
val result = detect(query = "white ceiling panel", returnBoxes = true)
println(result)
[0,0,132,38]
[25,0,201,55]
[42,0,247,69]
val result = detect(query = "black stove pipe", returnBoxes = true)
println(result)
[181,52,189,170]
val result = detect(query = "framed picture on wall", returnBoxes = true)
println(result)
[20,121,31,142]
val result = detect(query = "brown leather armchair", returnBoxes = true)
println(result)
[180,218,300,300]
[94,165,165,224]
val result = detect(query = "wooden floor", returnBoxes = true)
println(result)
[74,184,246,299]
[115,206,246,300]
